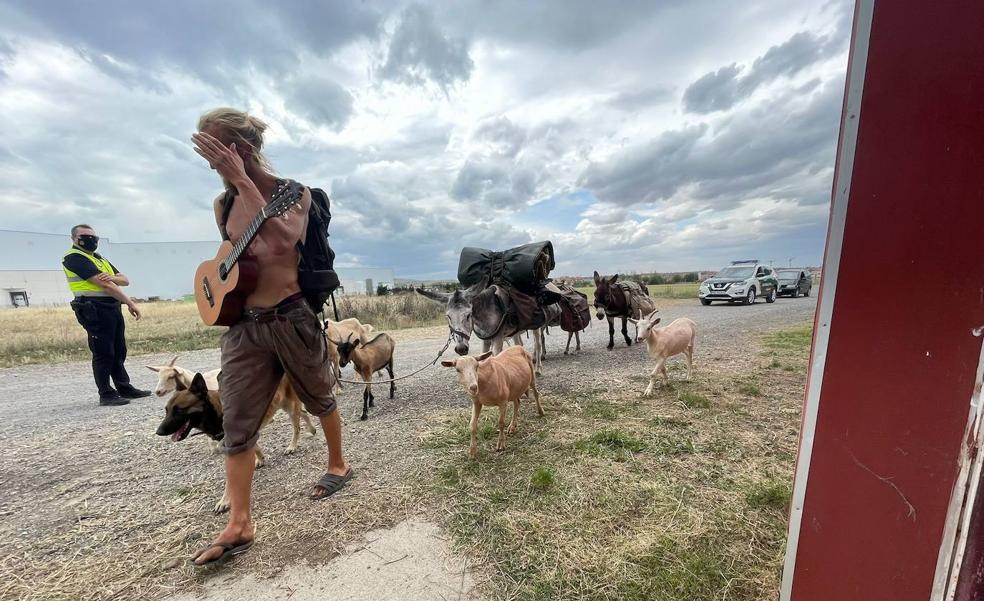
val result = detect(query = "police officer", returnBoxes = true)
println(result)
[63,224,151,406]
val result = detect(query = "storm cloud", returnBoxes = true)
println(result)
[0,0,851,277]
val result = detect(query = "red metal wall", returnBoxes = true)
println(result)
[789,1,984,599]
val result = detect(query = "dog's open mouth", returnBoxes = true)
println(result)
[171,421,192,442]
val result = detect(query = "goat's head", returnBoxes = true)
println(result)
[628,309,661,343]
[326,332,361,367]
[145,355,181,397]
[417,287,474,356]
[592,271,619,320]
[327,332,360,367]
[441,351,493,397]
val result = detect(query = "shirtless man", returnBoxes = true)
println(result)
[189,108,352,566]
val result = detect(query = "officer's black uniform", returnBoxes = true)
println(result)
[63,248,148,403]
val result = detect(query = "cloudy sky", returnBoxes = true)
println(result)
[0,0,851,278]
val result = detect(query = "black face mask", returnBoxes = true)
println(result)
[77,235,99,252]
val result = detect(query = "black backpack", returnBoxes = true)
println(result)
[220,182,340,313]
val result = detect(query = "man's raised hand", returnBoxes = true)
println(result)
[192,132,247,183]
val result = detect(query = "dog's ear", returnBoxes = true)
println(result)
[190,373,208,396]
[440,359,457,368]
[146,365,161,373]
[175,377,188,391]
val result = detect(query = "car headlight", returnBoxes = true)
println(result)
[731,284,745,292]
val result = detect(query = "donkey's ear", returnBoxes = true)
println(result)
[593,271,601,284]
[609,274,619,284]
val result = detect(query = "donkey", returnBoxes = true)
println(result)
[416,286,535,366]
[592,271,652,350]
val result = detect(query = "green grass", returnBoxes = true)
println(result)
[583,398,620,420]
[738,382,762,397]
[677,390,711,409]
[420,327,809,601]
[746,480,793,510]
[529,466,557,491]
[763,325,813,354]
[577,429,647,461]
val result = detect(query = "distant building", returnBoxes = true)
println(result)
[0,230,393,307]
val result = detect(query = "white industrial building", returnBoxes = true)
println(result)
[0,230,394,307]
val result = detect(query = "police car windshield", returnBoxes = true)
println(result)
[717,266,754,278]
[777,270,800,279]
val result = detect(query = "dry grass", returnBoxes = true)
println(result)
[0,301,222,368]
[419,323,813,600]
[0,294,445,368]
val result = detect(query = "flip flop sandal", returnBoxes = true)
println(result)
[190,540,254,567]
[310,468,354,500]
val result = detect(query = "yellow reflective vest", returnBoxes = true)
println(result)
[63,248,115,297]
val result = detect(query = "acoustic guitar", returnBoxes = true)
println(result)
[194,180,304,326]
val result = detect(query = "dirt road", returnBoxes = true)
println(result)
[0,296,816,601]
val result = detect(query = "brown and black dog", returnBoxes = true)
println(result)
[155,372,315,513]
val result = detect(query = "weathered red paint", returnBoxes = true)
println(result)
[787,1,984,600]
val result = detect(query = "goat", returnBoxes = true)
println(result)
[628,311,697,396]
[327,331,396,420]
[146,355,220,398]
[441,346,543,459]
[324,318,374,392]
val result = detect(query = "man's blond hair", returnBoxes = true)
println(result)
[197,108,274,181]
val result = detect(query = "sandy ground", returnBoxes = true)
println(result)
[0,295,816,601]
[167,520,476,601]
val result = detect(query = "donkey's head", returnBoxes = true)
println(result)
[592,271,620,320]
[416,287,474,355]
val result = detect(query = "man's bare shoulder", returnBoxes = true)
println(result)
[212,190,231,210]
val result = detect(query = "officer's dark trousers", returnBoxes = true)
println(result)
[71,299,131,395]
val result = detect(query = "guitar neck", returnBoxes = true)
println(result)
[223,207,270,270]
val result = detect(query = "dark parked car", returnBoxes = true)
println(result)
[776,269,812,297]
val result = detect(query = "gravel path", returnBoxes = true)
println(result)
[0,295,816,600]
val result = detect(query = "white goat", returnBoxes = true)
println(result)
[628,311,697,396]
[442,346,543,459]
[146,356,220,398]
